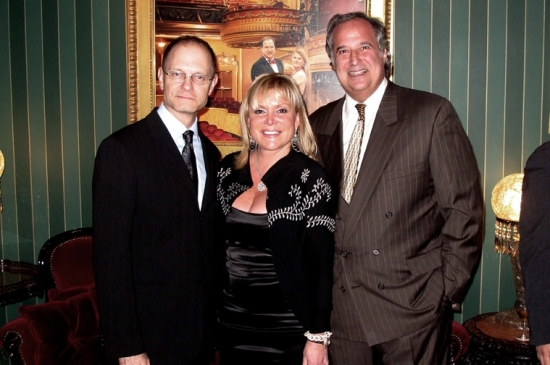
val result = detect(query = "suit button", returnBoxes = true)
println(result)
[385,212,393,218]
[377,283,385,290]
[373,249,380,256]
[340,286,346,292]
[341,251,348,257]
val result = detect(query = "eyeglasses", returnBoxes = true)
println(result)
[162,70,213,85]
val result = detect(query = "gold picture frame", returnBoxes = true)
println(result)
[127,0,156,123]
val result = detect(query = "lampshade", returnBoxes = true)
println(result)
[491,173,524,222]
[491,173,523,255]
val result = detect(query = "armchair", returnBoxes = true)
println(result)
[451,320,470,363]
[0,227,99,365]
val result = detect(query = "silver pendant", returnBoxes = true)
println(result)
[257,181,267,191]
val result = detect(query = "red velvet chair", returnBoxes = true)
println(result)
[451,320,470,363]
[0,227,99,365]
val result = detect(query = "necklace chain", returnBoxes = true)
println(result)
[254,153,267,192]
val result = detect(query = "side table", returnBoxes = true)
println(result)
[462,312,539,365]
[0,259,43,306]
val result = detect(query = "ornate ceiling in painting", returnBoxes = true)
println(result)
[155,0,318,48]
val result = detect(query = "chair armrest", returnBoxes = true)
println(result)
[450,320,470,363]
[0,316,40,365]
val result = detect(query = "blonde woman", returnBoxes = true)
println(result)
[291,50,309,96]
[217,74,335,365]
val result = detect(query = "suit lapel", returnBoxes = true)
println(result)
[343,83,405,244]
[260,57,283,74]
[146,110,200,208]
[259,58,272,74]
[198,132,217,212]
[316,98,345,190]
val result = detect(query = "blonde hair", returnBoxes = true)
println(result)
[293,50,309,72]
[234,74,318,169]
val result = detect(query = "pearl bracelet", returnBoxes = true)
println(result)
[304,331,332,347]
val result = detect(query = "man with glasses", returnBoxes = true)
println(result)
[93,36,221,365]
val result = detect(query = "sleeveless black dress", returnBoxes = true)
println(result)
[219,207,306,365]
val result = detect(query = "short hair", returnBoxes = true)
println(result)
[325,12,390,76]
[234,74,318,169]
[161,35,217,76]
[259,36,276,48]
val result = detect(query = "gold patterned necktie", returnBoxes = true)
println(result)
[341,103,366,203]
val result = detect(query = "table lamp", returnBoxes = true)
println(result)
[491,173,528,341]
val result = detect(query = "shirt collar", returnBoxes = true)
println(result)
[157,102,199,139]
[344,77,388,115]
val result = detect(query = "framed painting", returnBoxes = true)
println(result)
[126,0,393,154]
[127,0,393,120]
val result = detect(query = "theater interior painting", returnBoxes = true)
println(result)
[135,0,393,155]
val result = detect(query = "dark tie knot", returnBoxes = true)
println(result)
[355,103,366,121]
[183,130,194,145]
[269,58,276,65]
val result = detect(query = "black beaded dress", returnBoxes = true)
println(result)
[219,207,306,365]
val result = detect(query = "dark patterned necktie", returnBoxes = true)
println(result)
[341,103,366,203]
[182,130,198,193]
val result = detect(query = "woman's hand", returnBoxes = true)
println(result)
[537,343,550,365]
[302,340,329,365]
[119,353,150,365]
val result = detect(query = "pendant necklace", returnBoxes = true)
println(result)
[255,154,267,192]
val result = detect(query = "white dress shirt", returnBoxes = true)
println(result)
[342,78,388,171]
[157,103,206,209]
[265,57,280,73]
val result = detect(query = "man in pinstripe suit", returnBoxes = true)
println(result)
[309,13,484,364]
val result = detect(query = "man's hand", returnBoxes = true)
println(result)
[119,353,150,365]
[537,343,550,365]
[302,341,329,365]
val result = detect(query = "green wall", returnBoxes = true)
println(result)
[0,0,128,323]
[1,0,550,326]
[394,0,550,323]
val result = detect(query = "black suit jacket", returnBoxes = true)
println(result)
[93,109,221,364]
[309,82,483,345]
[251,57,284,81]
[520,141,550,346]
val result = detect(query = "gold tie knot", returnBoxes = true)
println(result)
[355,103,366,121]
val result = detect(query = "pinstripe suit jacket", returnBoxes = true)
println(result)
[309,81,483,345]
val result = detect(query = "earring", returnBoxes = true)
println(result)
[291,132,300,152]
[249,137,258,152]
